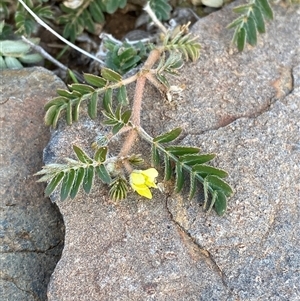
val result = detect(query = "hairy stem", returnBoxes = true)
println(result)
[118,129,138,157]
[118,48,162,158]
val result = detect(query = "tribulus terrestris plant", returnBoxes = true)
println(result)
[35,3,234,216]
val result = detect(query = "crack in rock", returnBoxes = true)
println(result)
[164,196,228,288]
[0,272,39,300]
[188,66,295,136]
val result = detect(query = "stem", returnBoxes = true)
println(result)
[144,2,168,35]
[130,48,161,126]
[118,129,138,157]
[18,0,105,65]
[21,36,68,71]
[130,76,146,126]
[118,48,162,158]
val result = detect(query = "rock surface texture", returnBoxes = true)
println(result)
[0,68,65,301]
[46,2,300,301]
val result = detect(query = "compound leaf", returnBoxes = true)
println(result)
[101,67,122,82]
[214,191,227,216]
[164,154,172,181]
[73,145,93,164]
[165,146,199,156]
[83,166,94,193]
[70,167,85,199]
[60,169,76,201]
[45,172,64,197]
[257,0,273,20]
[117,85,128,105]
[206,175,233,197]
[193,164,228,178]
[94,146,108,163]
[96,164,111,184]
[152,145,160,167]
[153,127,182,143]
[83,73,107,88]
[175,162,184,193]
[180,154,216,165]
[70,83,95,94]
[88,92,98,119]
[245,16,257,46]
[236,27,246,51]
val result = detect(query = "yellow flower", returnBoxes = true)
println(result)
[129,168,158,199]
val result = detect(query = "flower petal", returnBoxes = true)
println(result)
[130,172,145,185]
[141,168,158,180]
[134,185,152,199]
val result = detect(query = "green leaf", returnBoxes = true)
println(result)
[73,145,93,164]
[156,73,169,88]
[89,0,105,23]
[245,16,257,46]
[109,176,128,200]
[189,172,197,199]
[227,15,245,29]
[112,122,124,135]
[44,96,68,110]
[4,56,23,69]
[104,1,119,14]
[153,128,182,143]
[83,166,94,193]
[96,164,111,184]
[0,56,7,69]
[252,5,265,33]
[152,145,160,167]
[206,175,233,197]
[179,154,216,165]
[66,100,72,125]
[165,146,199,156]
[88,92,98,119]
[94,147,108,163]
[45,172,64,197]
[214,191,227,216]
[70,83,95,94]
[164,154,172,181]
[193,164,228,178]
[103,88,113,113]
[237,27,246,51]
[117,85,128,105]
[83,73,107,87]
[233,4,253,14]
[18,53,43,64]
[70,167,85,199]
[51,107,64,129]
[67,69,79,83]
[0,40,30,56]
[175,162,184,193]
[60,169,76,201]
[150,0,172,21]
[121,55,142,73]
[73,98,83,122]
[121,110,131,124]
[101,67,122,82]
[56,89,81,99]
[256,0,273,20]
[44,105,58,126]
[102,116,118,125]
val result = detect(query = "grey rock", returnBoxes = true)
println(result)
[0,67,65,301]
[46,2,300,301]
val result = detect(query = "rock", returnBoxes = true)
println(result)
[0,67,65,301]
[46,2,300,301]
